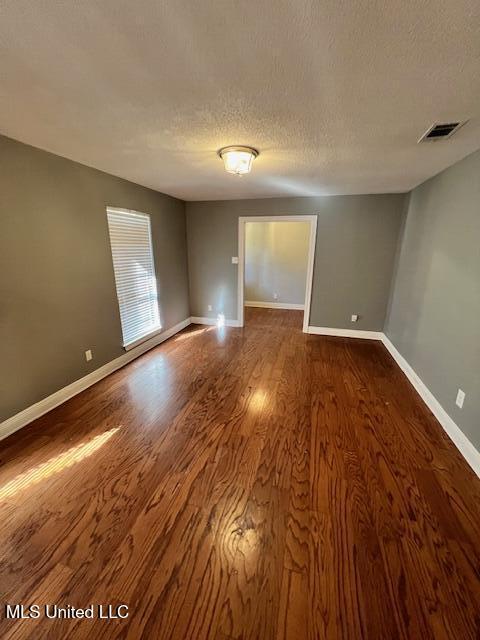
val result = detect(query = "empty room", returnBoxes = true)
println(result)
[0,2,479,639]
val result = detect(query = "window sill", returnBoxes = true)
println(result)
[123,326,163,351]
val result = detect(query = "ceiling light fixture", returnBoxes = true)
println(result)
[218,145,259,176]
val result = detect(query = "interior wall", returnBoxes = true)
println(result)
[385,149,480,450]
[186,194,406,328]
[0,135,190,422]
[245,221,310,306]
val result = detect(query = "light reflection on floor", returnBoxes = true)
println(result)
[0,427,120,500]
[174,326,215,342]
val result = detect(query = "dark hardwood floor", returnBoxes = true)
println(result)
[0,307,479,639]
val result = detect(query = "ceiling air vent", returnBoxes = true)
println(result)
[419,122,465,142]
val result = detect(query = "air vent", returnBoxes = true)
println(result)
[419,122,465,142]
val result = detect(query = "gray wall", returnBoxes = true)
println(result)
[186,195,406,328]
[385,149,480,449]
[3,130,477,454]
[0,135,189,422]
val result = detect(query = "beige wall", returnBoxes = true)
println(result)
[245,221,310,306]
[0,135,190,422]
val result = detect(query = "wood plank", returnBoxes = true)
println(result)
[0,308,479,639]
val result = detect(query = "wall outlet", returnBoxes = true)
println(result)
[351,314,359,322]
[231,256,239,264]
[273,292,278,300]
[85,349,93,362]
[208,304,212,311]
[455,388,465,409]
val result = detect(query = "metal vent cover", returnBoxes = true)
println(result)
[418,122,465,142]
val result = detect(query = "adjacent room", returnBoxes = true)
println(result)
[0,2,479,639]
[243,218,314,329]
[245,221,310,311]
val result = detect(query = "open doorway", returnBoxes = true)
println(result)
[237,216,317,332]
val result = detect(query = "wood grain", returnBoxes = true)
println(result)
[0,308,479,639]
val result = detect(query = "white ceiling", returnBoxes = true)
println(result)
[1,1,479,201]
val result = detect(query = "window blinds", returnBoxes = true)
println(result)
[106,208,161,348]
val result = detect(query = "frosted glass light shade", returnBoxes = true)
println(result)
[218,146,259,175]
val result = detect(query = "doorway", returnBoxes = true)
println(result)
[237,216,317,332]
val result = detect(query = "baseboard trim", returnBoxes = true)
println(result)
[306,326,480,476]
[245,301,305,310]
[0,317,192,442]
[381,334,480,478]
[190,316,241,327]
[3,318,478,479]
[308,326,383,340]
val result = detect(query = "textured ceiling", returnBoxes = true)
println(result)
[1,0,480,200]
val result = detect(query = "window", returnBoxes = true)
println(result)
[106,207,161,349]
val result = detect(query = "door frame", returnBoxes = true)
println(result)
[237,215,318,333]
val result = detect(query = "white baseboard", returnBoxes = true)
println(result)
[306,326,479,476]
[245,301,305,310]
[3,317,478,480]
[190,316,241,327]
[381,334,480,478]
[0,317,192,442]
[308,326,383,340]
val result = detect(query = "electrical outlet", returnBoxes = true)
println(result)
[85,349,93,362]
[208,305,212,311]
[455,388,465,409]
[273,292,278,300]
[351,314,359,322]
[231,256,239,264]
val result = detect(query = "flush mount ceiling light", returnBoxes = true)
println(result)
[217,145,259,176]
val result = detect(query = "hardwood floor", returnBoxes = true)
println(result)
[0,307,479,639]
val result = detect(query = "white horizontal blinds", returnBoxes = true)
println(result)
[106,208,161,347]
